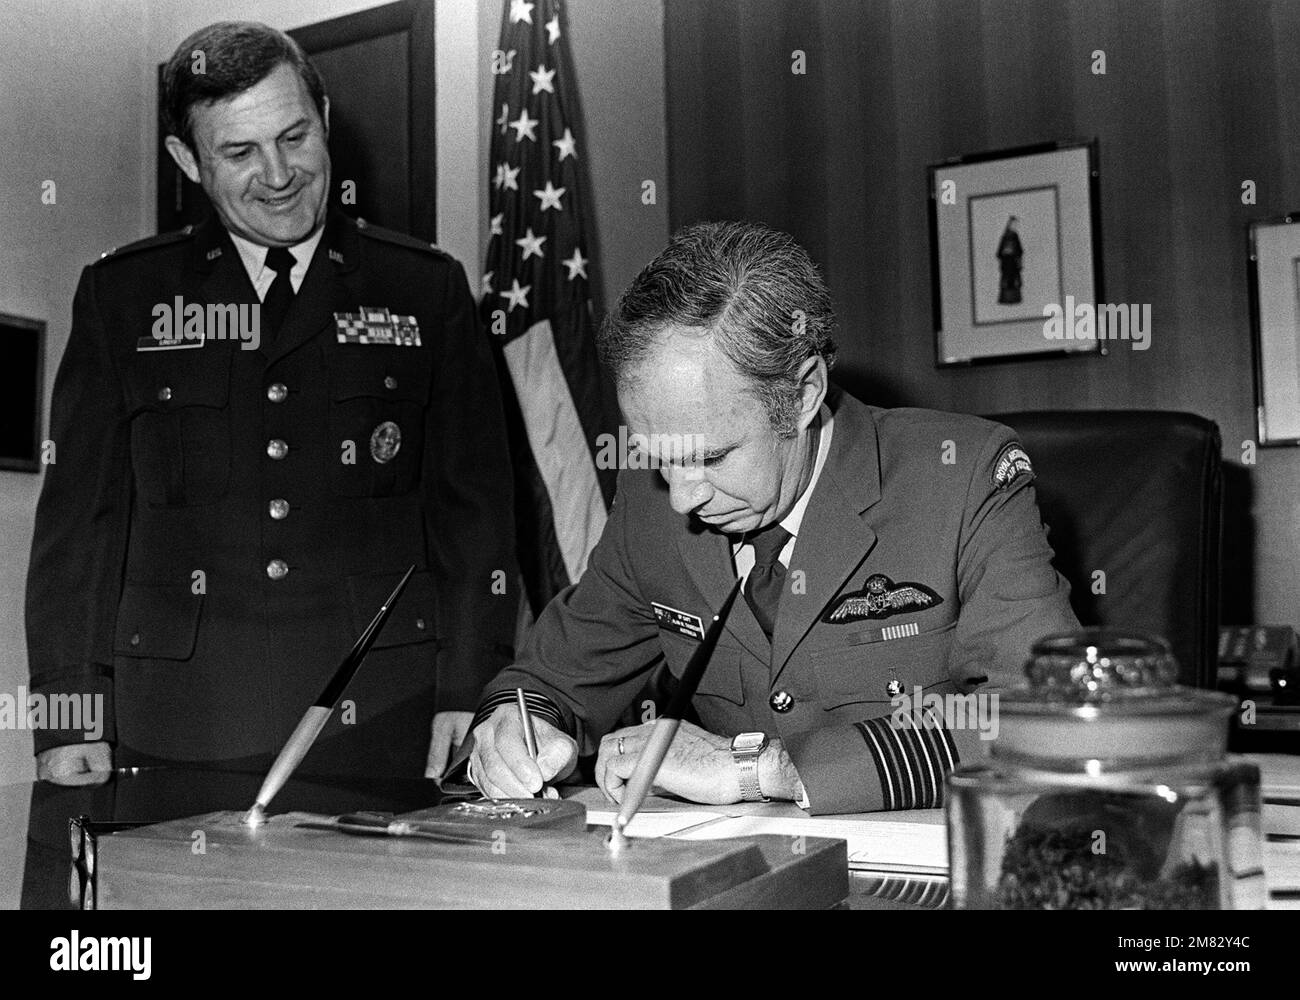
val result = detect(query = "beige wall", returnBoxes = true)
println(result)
[0,0,150,788]
[0,0,668,788]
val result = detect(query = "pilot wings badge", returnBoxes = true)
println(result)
[822,574,943,623]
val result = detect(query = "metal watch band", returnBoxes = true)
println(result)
[735,750,768,802]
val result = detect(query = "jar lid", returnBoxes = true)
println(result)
[993,629,1237,767]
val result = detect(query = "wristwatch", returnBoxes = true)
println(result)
[731,732,770,802]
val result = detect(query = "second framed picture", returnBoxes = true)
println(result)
[928,140,1104,366]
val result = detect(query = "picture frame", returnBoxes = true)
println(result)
[1248,213,1300,446]
[928,140,1105,366]
[0,311,46,473]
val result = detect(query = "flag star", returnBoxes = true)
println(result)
[500,278,530,312]
[516,228,547,260]
[500,163,520,191]
[496,102,510,134]
[545,15,560,43]
[509,0,534,25]
[563,247,588,280]
[509,108,539,142]
[552,128,578,162]
[481,271,494,296]
[533,181,566,212]
[492,163,505,189]
[529,64,556,95]
[489,213,504,236]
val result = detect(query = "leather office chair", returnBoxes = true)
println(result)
[987,411,1223,689]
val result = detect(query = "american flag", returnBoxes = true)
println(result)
[482,0,615,616]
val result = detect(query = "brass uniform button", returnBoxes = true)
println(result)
[769,690,794,713]
[157,386,172,402]
[266,382,288,403]
[266,559,289,581]
[383,375,397,390]
[266,439,289,460]
[268,499,290,520]
[886,678,904,698]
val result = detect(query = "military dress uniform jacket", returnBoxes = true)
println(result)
[26,210,518,776]
[474,391,1080,813]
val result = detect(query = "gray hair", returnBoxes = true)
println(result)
[597,221,837,436]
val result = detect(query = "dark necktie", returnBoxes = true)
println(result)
[744,524,792,641]
[261,246,297,338]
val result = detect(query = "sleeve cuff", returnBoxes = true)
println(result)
[786,706,960,814]
[469,689,568,738]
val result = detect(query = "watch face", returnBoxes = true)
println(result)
[733,732,766,753]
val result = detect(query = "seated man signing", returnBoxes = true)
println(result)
[466,220,1079,814]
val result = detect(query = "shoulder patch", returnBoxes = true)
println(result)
[355,218,452,259]
[94,225,194,265]
[992,442,1034,490]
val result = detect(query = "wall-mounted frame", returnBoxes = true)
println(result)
[928,140,1104,366]
[0,312,46,473]
[1248,213,1300,445]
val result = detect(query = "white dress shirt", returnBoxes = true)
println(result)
[730,402,834,580]
[228,226,324,300]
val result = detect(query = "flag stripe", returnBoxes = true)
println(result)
[504,319,608,583]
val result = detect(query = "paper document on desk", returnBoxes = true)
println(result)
[586,809,947,874]
[584,810,733,839]
[674,816,948,874]
[1265,802,1300,837]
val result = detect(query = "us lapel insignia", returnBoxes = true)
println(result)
[334,307,422,346]
[822,574,942,623]
[992,442,1033,490]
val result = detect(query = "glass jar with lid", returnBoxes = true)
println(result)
[947,629,1264,909]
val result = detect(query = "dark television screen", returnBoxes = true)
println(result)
[0,313,44,473]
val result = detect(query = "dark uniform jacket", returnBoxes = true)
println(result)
[26,209,518,776]
[475,391,1079,813]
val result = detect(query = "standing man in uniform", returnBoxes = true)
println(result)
[27,22,516,783]
[464,221,1079,814]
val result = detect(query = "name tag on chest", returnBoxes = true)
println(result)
[651,602,706,641]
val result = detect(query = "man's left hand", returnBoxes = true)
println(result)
[595,720,742,805]
[426,711,475,778]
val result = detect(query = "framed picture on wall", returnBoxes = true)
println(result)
[1248,214,1300,445]
[928,140,1104,366]
[0,312,45,473]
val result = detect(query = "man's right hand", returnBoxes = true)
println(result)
[35,741,113,786]
[468,705,577,798]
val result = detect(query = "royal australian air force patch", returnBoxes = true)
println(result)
[822,574,943,623]
[992,441,1034,491]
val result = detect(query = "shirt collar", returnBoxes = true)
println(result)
[228,226,325,284]
[779,402,834,540]
[731,402,834,551]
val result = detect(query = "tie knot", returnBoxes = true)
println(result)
[749,525,791,568]
[264,246,296,275]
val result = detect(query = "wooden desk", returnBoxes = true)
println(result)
[5,753,1298,910]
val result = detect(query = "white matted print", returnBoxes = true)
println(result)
[929,141,1102,365]
[969,187,1061,326]
[1249,216,1300,445]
